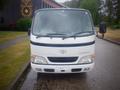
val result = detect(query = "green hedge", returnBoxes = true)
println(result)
[0,18,32,31]
[111,21,120,29]
[16,18,32,31]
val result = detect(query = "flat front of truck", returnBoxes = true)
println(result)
[30,8,95,73]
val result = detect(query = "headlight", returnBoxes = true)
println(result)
[78,55,95,64]
[31,55,48,64]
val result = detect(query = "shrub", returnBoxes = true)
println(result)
[111,24,120,29]
[111,21,120,29]
[16,18,32,31]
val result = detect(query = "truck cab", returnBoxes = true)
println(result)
[30,8,95,73]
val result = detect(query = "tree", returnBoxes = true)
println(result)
[106,0,120,28]
[63,0,81,8]
[80,0,99,25]
[112,0,120,26]
[116,0,120,23]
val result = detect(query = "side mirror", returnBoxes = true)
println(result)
[28,28,31,36]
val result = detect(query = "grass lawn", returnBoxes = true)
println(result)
[0,39,30,90]
[0,31,27,44]
[96,28,120,42]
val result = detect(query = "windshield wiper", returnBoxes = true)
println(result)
[73,31,93,36]
[36,31,93,39]
[63,31,93,39]
[36,33,66,39]
[46,33,66,36]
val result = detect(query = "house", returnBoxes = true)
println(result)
[0,0,64,26]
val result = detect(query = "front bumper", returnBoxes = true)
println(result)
[31,62,94,73]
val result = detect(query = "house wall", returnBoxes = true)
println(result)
[0,0,64,26]
[0,0,21,25]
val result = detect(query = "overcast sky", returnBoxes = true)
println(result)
[55,0,71,3]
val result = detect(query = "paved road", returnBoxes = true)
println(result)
[19,38,120,90]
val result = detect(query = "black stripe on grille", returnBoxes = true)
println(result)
[48,57,78,63]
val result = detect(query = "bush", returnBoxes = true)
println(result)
[111,21,120,29]
[16,18,32,31]
[111,24,120,29]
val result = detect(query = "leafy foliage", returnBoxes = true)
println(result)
[80,0,99,25]
[100,0,120,29]
[63,0,99,25]
[16,18,32,30]
[63,0,81,8]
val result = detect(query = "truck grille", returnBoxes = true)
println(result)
[48,57,78,63]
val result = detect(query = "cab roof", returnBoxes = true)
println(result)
[34,8,89,14]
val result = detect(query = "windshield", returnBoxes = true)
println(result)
[32,9,94,37]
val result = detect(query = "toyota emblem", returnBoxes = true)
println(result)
[60,50,66,54]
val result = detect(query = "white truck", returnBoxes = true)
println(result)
[30,8,95,73]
